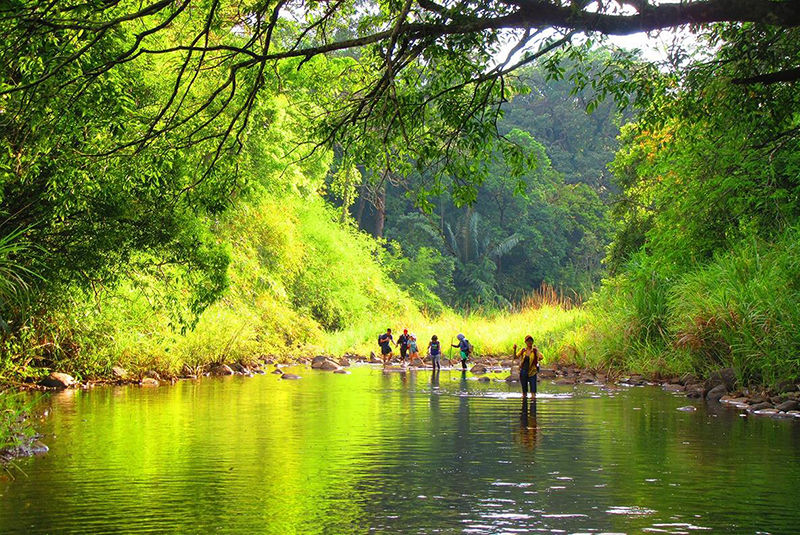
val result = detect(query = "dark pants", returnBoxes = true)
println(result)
[521,373,537,396]
[461,359,467,370]
[400,347,407,360]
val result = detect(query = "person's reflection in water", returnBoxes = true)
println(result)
[517,397,541,450]
[431,369,440,389]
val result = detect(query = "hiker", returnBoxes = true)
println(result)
[397,329,410,365]
[408,333,419,365]
[451,333,472,370]
[427,335,441,369]
[378,328,395,365]
[514,335,541,398]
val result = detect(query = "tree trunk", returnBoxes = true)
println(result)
[355,182,367,227]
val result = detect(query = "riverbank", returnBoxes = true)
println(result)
[5,353,799,464]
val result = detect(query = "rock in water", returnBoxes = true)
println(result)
[230,362,248,374]
[470,364,487,374]
[319,360,339,371]
[111,366,128,380]
[677,406,697,412]
[143,370,161,380]
[311,356,328,368]
[338,358,351,367]
[271,368,283,375]
[211,364,234,376]
[281,373,301,380]
[39,372,76,389]
[748,401,773,411]
[333,369,350,374]
[705,384,727,402]
[140,377,159,387]
[709,367,737,390]
[776,400,800,412]
[410,357,425,367]
[477,376,491,383]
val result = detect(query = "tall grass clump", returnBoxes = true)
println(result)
[573,227,800,385]
[670,228,800,385]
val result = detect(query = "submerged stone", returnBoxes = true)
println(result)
[677,406,697,412]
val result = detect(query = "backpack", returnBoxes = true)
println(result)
[466,340,473,355]
[378,334,383,346]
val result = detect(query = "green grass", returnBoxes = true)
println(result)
[567,227,800,386]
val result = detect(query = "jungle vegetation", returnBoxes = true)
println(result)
[0,0,798,387]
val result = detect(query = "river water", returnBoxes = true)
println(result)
[1,365,799,534]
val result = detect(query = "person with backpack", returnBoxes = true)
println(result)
[514,335,542,399]
[378,328,396,365]
[427,335,442,369]
[451,333,472,370]
[397,329,410,365]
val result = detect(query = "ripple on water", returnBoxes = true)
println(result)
[606,506,658,516]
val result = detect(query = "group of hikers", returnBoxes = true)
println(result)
[378,328,543,398]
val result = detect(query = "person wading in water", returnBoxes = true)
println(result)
[378,328,396,366]
[514,335,541,399]
[452,333,472,370]
[397,329,410,365]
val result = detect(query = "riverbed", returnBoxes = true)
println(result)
[1,365,799,533]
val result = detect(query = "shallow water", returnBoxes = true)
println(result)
[1,366,799,534]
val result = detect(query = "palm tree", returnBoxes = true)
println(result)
[446,209,522,307]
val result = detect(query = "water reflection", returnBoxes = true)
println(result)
[0,366,799,534]
[517,397,541,450]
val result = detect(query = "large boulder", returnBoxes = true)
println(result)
[40,372,76,389]
[319,360,339,371]
[776,400,800,412]
[470,364,488,375]
[210,364,234,376]
[143,370,161,380]
[311,356,328,368]
[230,362,248,374]
[706,384,727,402]
[709,368,737,390]
[111,366,128,380]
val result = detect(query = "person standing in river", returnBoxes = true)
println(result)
[452,333,471,370]
[397,329,410,365]
[379,328,396,365]
[514,335,541,399]
[427,335,441,369]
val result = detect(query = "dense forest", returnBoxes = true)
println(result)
[0,0,798,388]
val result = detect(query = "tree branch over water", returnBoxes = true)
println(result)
[3,0,800,187]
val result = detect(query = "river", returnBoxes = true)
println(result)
[1,365,799,533]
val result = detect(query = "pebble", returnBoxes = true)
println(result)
[677,406,697,412]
